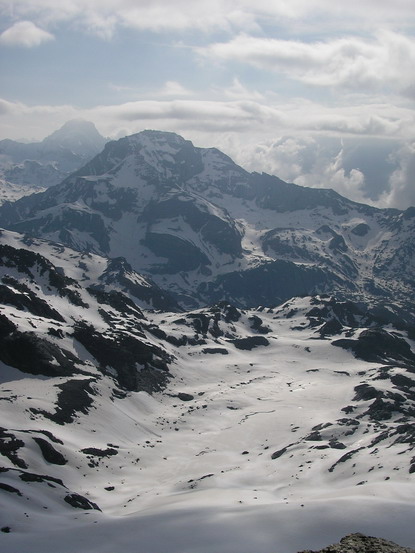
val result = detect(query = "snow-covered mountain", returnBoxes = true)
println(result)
[0,131,414,552]
[0,120,107,203]
[0,130,413,322]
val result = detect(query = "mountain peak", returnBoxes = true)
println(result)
[42,119,107,156]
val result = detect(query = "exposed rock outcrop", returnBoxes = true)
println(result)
[298,533,415,553]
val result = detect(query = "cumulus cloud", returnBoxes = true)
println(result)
[220,133,415,208]
[235,136,367,204]
[0,20,54,47]
[295,148,368,205]
[379,143,415,208]
[200,31,415,94]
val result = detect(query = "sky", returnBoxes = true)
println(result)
[0,0,415,209]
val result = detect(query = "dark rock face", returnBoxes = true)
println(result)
[73,322,171,392]
[199,260,344,308]
[32,437,67,465]
[177,392,194,402]
[64,493,101,511]
[0,330,79,377]
[144,231,210,273]
[333,328,415,368]
[230,336,269,350]
[0,278,64,321]
[352,223,370,236]
[202,347,229,355]
[0,243,88,308]
[142,193,242,271]
[297,532,415,553]
[81,447,118,457]
[33,379,95,425]
[0,428,27,469]
[98,257,179,311]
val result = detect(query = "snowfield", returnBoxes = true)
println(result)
[1,297,414,552]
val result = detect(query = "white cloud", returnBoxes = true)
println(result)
[159,81,193,97]
[233,136,369,204]
[379,143,415,208]
[295,149,368,205]
[1,95,414,143]
[200,32,415,95]
[0,20,54,47]
[221,78,264,101]
[4,0,415,37]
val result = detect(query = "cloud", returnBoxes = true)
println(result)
[2,0,241,37]
[200,32,415,95]
[239,134,415,209]
[0,21,54,47]
[1,95,414,143]
[159,81,193,97]
[235,135,368,204]
[221,78,264,101]
[88,99,285,134]
[4,0,415,37]
[294,147,369,205]
[0,99,16,115]
[379,143,415,208]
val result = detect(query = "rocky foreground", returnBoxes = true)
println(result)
[299,533,415,553]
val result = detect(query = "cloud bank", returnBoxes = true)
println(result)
[200,32,415,95]
[4,0,415,35]
[0,95,414,210]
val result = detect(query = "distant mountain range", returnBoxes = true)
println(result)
[0,120,107,203]
[0,129,413,322]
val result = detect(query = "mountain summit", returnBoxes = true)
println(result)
[41,119,107,157]
[0,130,413,320]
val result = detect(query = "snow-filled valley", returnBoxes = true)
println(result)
[1,280,414,552]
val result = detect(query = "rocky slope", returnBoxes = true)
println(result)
[0,130,413,322]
